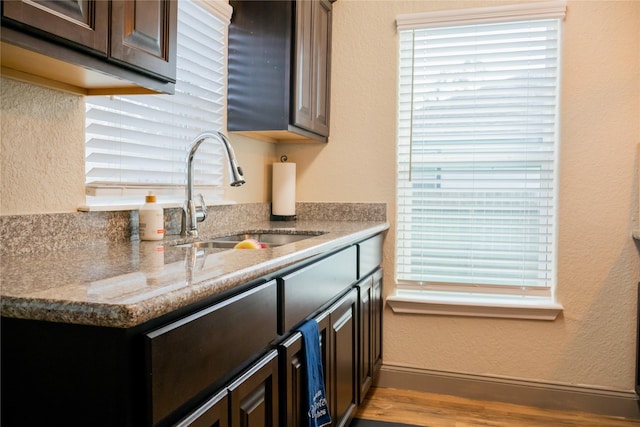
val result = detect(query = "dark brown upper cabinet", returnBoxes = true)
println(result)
[110,0,176,83]
[1,0,177,95]
[228,0,333,143]
[2,0,110,54]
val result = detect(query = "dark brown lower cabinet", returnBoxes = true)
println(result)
[280,288,359,427]
[329,288,359,427]
[145,280,279,425]
[358,268,383,404]
[178,269,377,427]
[177,350,279,427]
[229,350,279,427]
[278,239,384,427]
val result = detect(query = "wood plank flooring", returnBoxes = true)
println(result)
[355,387,640,427]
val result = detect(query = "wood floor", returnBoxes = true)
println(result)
[354,387,640,427]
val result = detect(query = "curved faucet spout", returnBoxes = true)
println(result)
[182,131,245,237]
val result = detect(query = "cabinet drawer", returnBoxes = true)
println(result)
[358,234,383,279]
[279,246,357,334]
[145,280,278,426]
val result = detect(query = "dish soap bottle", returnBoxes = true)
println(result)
[139,192,164,241]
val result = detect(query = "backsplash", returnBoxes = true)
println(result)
[0,210,133,257]
[0,202,386,257]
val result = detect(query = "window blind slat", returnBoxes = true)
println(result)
[396,13,560,294]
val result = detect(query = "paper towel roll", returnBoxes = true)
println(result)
[272,162,296,216]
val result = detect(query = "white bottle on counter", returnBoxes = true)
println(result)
[139,192,165,241]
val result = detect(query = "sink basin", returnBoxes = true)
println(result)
[214,232,323,246]
[177,241,239,249]
[173,231,325,249]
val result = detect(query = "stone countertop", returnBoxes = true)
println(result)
[0,220,389,328]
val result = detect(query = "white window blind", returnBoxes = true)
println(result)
[396,2,565,298]
[84,0,232,207]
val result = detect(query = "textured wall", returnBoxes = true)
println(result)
[281,0,640,392]
[1,79,86,214]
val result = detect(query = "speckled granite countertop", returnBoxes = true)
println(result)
[1,219,388,328]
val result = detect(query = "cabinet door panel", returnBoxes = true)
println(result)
[110,0,177,81]
[317,309,332,414]
[293,0,313,131]
[330,288,358,427]
[311,0,331,136]
[293,0,331,137]
[2,0,108,53]
[229,350,279,427]
[372,268,383,374]
[357,268,383,404]
[358,276,373,404]
[280,332,305,427]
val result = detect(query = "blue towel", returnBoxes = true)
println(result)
[297,319,332,427]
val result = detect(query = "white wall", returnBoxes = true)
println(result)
[1,0,639,393]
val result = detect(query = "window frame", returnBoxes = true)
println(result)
[81,0,234,212]
[388,1,566,320]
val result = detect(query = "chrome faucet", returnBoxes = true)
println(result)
[181,131,245,237]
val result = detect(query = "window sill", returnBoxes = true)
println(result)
[386,292,563,321]
[77,200,235,212]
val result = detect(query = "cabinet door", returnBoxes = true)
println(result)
[175,389,229,427]
[357,275,373,404]
[310,0,331,136]
[110,0,177,82]
[293,0,313,132]
[329,288,358,427]
[293,0,331,137]
[2,0,108,53]
[280,311,331,427]
[372,268,383,375]
[229,349,279,427]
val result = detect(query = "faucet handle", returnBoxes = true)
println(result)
[196,193,207,223]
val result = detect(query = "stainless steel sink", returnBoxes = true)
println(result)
[213,232,322,246]
[177,241,239,249]
[173,231,325,249]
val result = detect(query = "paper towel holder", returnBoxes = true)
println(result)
[271,155,297,222]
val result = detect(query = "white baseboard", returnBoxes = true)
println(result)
[375,362,640,420]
